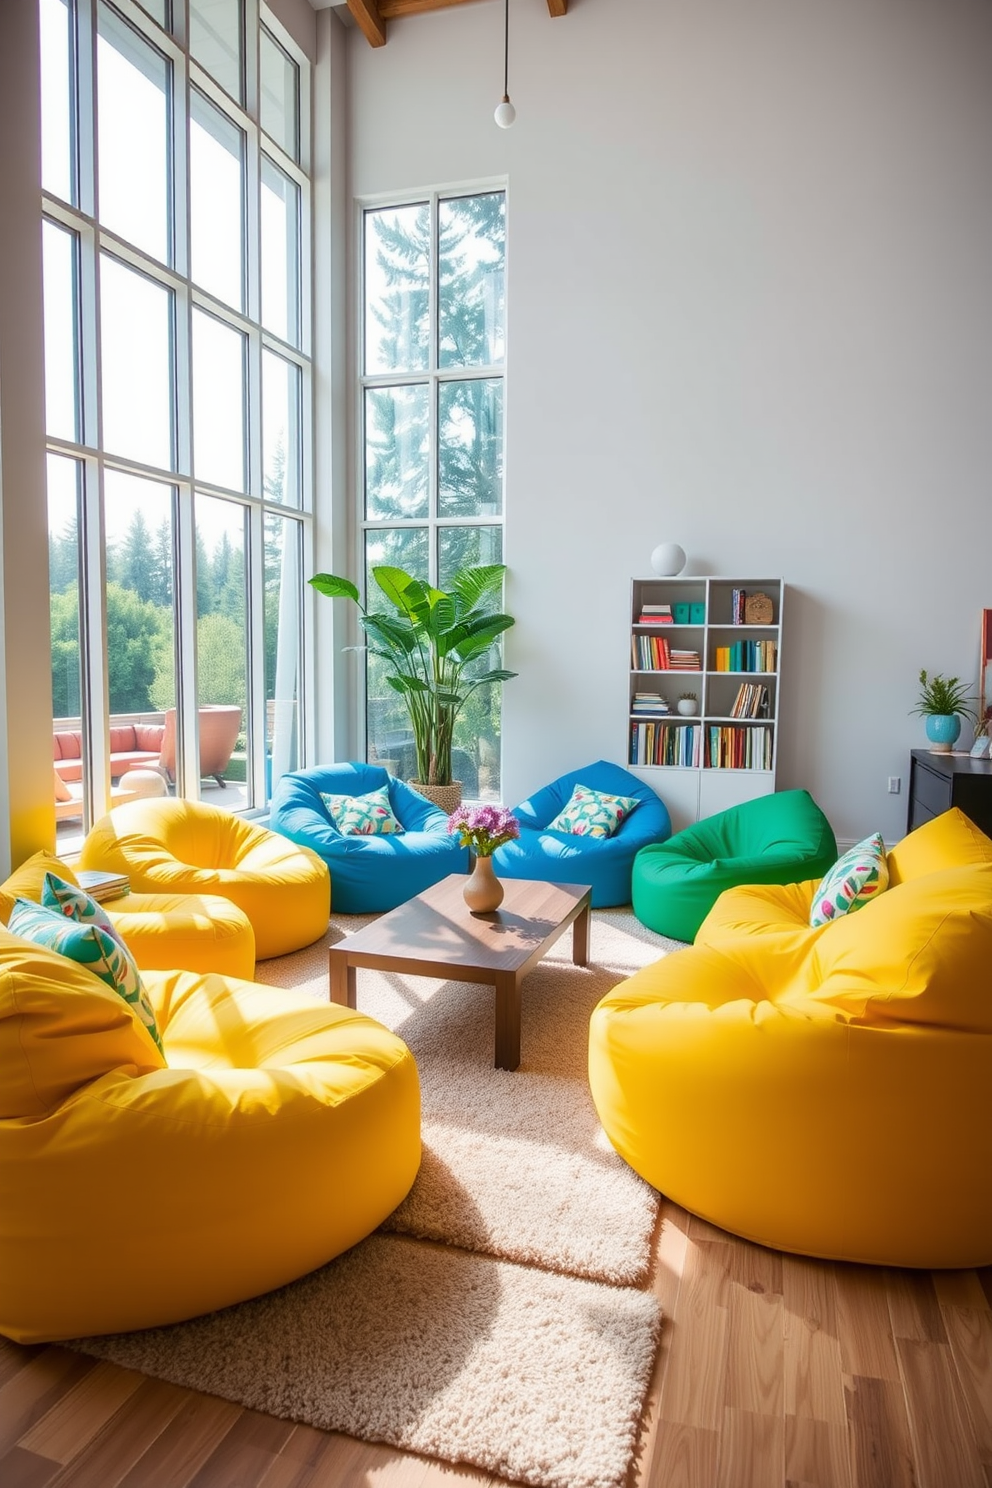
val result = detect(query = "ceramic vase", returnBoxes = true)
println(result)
[463,854,504,915]
[925,714,961,753]
[677,698,699,717]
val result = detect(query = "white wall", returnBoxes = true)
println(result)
[344,0,992,844]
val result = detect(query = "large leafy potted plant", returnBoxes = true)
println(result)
[910,669,977,753]
[309,564,516,809]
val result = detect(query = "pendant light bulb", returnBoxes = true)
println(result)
[494,0,515,128]
[494,95,516,129]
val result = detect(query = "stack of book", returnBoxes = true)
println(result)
[669,648,702,670]
[76,869,130,902]
[730,683,770,719]
[631,691,670,716]
[731,588,747,624]
[637,604,673,624]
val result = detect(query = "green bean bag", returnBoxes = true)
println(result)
[631,789,837,943]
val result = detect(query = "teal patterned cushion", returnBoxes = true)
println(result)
[8,894,163,1052]
[42,872,118,932]
[809,833,888,928]
[547,783,641,840]
[319,784,404,837]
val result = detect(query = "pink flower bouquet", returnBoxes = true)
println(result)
[447,804,520,857]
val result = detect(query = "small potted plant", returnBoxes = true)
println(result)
[910,670,977,753]
[677,691,699,717]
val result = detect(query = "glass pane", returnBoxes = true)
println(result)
[262,349,301,507]
[364,204,430,375]
[137,0,169,26]
[49,455,85,841]
[364,527,429,780]
[364,385,429,520]
[40,0,75,203]
[190,89,245,310]
[104,469,176,729]
[189,0,243,104]
[265,513,302,783]
[195,495,248,800]
[100,255,174,469]
[438,525,504,802]
[438,192,506,369]
[97,3,171,264]
[192,309,245,491]
[438,378,503,517]
[260,26,299,162]
[42,220,80,442]
[261,156,301,345]
[48,453,82,722]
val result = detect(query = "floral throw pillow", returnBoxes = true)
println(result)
[320,784,404,837]
[809,833,888,928]
[8,894,163,1052]
[547,784,641,840]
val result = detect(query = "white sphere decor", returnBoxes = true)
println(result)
[494,97,516,128]
[650,542,686,576]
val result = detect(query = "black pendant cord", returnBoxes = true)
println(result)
[503,0,510,99]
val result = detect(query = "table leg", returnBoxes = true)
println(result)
[572,901,590,967]
[493,970,521,1071]
[329,951,356,1009]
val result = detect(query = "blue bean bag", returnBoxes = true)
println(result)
[492,760,672,908]
[269,763,469,914]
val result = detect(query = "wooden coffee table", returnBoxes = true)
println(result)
[328,874,592,1071]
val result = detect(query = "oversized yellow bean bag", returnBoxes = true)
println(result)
[0,849,256,979]
[589,809,992,1268]
[0,926,420,1343]
[80,797,330,960]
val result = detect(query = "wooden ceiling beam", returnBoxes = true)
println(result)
[354,0,569,45]
[346,0,387,47]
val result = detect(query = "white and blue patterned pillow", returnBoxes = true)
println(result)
[547,784,640,840]
[9,888,163,1052]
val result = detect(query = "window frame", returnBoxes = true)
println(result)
[355,182,509,795]
[42,0,314,838]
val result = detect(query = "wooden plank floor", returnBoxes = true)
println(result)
[2,1200,990,1488]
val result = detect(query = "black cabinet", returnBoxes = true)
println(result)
[907,748,992,839]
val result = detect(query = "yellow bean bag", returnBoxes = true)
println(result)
[0,926,420,1343]
[80,797,330,960]
[589,809,992,1268]
[0,850,256,979]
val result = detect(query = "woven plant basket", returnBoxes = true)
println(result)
[411,780,463,814]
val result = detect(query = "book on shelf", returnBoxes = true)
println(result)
[704,724,772,771]
[629,720,701,768]
[714,640,776,674]
[731,588,747,625]
[631,690,670,715]
[638,604,673,624]
[730,683,770,719]
[75,869,130,902]
[631,634,672,669]
[669,648,701,670]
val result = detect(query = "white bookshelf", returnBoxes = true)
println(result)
[626,576,784,833]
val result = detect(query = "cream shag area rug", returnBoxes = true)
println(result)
[75,907,681,1488]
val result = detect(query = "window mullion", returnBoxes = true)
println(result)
[79,457,112,818]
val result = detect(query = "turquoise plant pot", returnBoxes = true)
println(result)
[925,713,961,751]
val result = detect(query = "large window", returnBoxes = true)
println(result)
[360,189,506,800]
[41,0,311,843]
